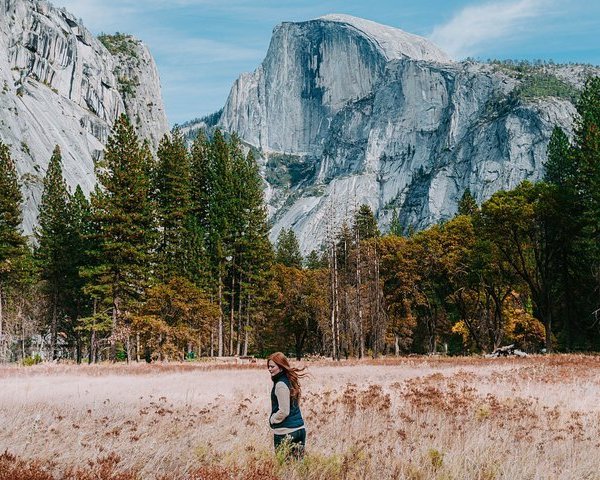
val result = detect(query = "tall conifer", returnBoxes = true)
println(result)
[353,204,380,240]
[0,142,28,359]
[36,146,72,359]
[458,189,478,216]
[232,149,273,354]
[88,114,155,360]
[155,129,192,280]
[67,186,93,361]
[275,228,303,268]
[571,77,600,330]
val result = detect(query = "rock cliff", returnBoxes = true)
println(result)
[215,14,599,252]
[0,0,168,233]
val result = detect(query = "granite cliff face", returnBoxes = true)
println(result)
[214,14,599,253]
[0,0,168,233]
[220,14,449,156]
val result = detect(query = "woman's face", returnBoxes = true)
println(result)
[267,360,281,376]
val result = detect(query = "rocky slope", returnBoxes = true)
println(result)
[211,14,599,253]
[0,0,168,233]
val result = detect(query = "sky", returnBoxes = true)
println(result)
[50,0,600,126]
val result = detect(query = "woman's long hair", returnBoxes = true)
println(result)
[268,352,308,401]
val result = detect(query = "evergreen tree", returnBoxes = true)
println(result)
[86,114,155,360]
[190,129,211,226]
[458,188,478,216]
[78,185,112,363]
[0,142,28,360]
[205,129,233,356]
[571,77,600,339]
[275,228,303,268]
[154,129,193,280]
[573,78,600,235]
[305,250,326,270]
[232,149,273,355]
[388,208,403,236]
[542,126,585,349]
[544,127,572,187]
[66,186,93,361]
[36,146,72,359]
[353,204,380,240]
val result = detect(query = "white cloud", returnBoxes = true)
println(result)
[429,0,553,59]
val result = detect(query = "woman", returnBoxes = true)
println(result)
[267,352,307,458]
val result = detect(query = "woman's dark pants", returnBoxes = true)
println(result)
[274,428,306,459]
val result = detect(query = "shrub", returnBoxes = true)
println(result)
[22,354,42,366]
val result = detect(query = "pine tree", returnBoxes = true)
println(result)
[187,130,213,288]
[305,250,325,269]
[275,228,303,268]
[36,146,72,359]
[0,142,28,360]
[351,205,379,358]
[458,188,478,216]
[190,129,211,226]
[573,78,600,241]
[542,126,583,348]
[154,129,192,280]
[87,114,156,360]
[388,208,403,236]
[544,127,572,187]
[205,129,232,356]
[353,204,380,240]
[232,149,273,355]
[66,186,93,362]
[78,185,112,363]
[571,77,600,333]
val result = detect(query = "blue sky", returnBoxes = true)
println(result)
[50,0,600,126]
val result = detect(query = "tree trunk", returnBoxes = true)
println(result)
[111,292,120,362]
[236,275,243,356]
[295,331,306,360]
[76,331,82,364]
[51,291,58,360]
[19,305,25,361]
[136,332,140,362]
[330,243,339,360]
[0,285,4,363]
[218,268,223,357]
[356,237,364,359]
[545,307,553,353]
[334,254,340,361]
[374,245,382,358]
[243,295,250,356]
[229,273,235,356]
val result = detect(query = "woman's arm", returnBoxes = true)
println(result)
[270,382,290,424]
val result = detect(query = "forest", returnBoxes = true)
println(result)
[0,77,599,363]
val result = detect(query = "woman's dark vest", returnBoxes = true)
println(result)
[270,372,304,429]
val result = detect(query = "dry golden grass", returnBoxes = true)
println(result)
[1,355,600,479]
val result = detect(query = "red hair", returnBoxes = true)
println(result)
[267,352,308,401]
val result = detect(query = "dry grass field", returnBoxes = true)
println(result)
[1,355,599,479]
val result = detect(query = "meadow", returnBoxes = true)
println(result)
[1,355,599,479]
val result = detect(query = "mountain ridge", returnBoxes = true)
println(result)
[211,15,600,253]
[0,0,168,234]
